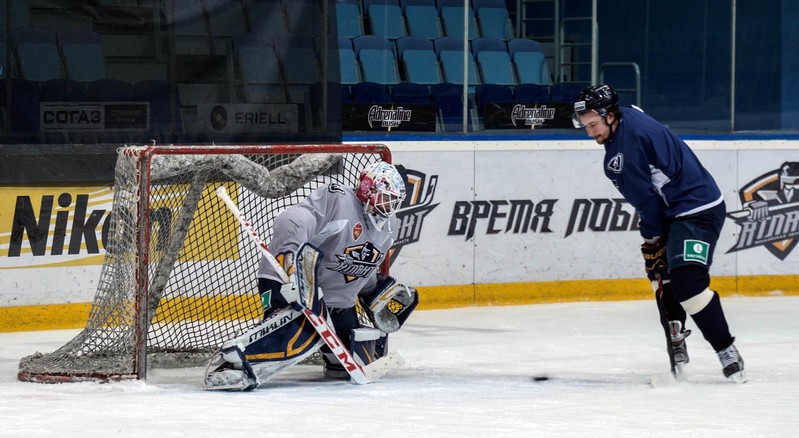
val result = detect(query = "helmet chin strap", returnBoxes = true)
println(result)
[601,115,617,145]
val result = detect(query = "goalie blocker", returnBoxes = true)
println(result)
[204,245,418,390]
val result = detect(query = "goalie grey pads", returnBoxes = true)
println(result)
[203,305,324,391]
[361,275,419,334]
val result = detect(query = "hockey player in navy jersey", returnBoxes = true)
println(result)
[573,84,745,382]
[204,161,419,390]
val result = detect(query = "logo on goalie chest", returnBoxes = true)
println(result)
[331,242,382,282]
[352,223,363,241]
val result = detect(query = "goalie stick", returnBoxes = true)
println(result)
[215,186,403,384]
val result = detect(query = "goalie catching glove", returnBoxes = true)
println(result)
[641,238,669,281]
[360,275,419,333]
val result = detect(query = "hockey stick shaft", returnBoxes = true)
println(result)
[215,185,289,283]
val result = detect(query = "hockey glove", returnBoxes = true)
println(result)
[641,239,669,282]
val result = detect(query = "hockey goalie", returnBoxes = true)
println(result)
[204,162,419,390]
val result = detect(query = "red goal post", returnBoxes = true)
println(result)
[18,144,392,383]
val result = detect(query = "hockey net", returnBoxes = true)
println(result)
[18,144,390,383]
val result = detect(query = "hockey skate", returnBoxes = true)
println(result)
[668,320,690,377]
[716,343,746,383]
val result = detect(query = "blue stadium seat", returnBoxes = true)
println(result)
[283,0,323,37]
[242,0,288,37]
[392,82,432,104]
[351,81,392,104]
[475,83,513,118]
[165,0,212,55]
[204,0,248,54]
[56,29,107,82]
[431,82,473,131]
[2,78,40,133]
[40,78,90,101]
[12,27,62,81]
[89,79,135,101]
[439,6,478,39]
[336,1,364,38]
[472,37,514,85]
[367,2,407,39]
[338,37,361,84]
[508,38,550,85]
[396,36,441,84]
[476,6,514,40]
[514,83,550,102]
[435,37,479,88]
[551,82,585,103]
[231,32,286,103]
[134,79,183,133]
[403,4,442,40]
[353,35,400,84]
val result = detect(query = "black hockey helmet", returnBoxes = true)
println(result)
[572,84,619,128]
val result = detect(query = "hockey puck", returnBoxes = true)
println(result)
[532,376,550,382]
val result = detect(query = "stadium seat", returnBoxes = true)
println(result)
[396,36,442,84]
[435,37,479,89]
[134,79,183,133]
[40,78,90,101]
[353,35,400,84]
[204,0,248,55]
[165,0,212,55]
[508,38,551,85]
[513,83,550,102]
[283,0,323,37]
[89,78,135,101]
[476,6,514,40]
[336,1,364,38]
[338,37,361,84]
[551,82,585,103]
[2,78,40,133]
[392,82,432,104]
[241,0,288,37]
[475,83,513,121]
[438,2,477,39]
[231,32,286,103]
[366,1,406,40]
[351,81,392,104]
[56,29,107,82]
[11,27,62,81]
[403,3,442,40]
[431,82,473,132]
[472,37,514,85]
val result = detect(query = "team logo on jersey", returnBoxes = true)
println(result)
[726,161,799,260]
[352,223,363,241]
[330,241,382,282]
[607,153,624,173]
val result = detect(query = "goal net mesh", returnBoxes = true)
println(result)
[18,144,387,383]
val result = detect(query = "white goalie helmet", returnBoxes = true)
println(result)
[356,161,406,222]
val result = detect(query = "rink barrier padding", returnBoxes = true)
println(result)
[2,274,798,332]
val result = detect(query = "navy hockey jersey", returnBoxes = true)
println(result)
[602,106,723,239]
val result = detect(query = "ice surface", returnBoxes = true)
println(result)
[1,297,797,437]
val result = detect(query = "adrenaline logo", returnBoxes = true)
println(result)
[510,104,556,127]
[368,105,412,128]
[331,241,382,282]
[726,161,799,260]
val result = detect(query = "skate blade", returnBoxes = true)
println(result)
[727,370,747,384]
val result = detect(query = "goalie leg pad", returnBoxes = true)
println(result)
[361,276,419,333]
[203,305,323,390]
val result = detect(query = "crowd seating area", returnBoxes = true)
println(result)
[1,0,580,135]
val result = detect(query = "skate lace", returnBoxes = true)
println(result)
[717,347,739,367]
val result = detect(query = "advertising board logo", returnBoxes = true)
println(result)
[726,161,799,260]
[367,105,412,128]
[390,167,439,263]
[510,104,556,127]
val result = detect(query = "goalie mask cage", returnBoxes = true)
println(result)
[18,144,391,383]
